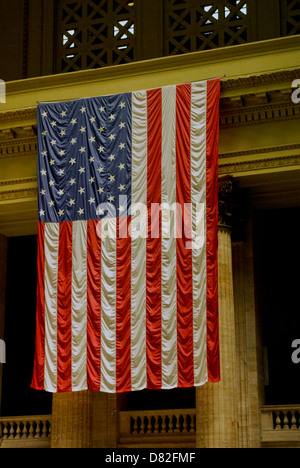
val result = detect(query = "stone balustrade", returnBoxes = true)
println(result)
[261,405,300,447]
[0,415,51,448]
[119,409,196,448]
[1,406,300,448]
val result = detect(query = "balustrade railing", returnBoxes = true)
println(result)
[119,409,196,447]
[261,405,300,447]
[0,415,51,448]
[2,406,300,448]
[273,408,300,430]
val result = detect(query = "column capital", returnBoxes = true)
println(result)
[218,175,249,241]
[218,175,234,231]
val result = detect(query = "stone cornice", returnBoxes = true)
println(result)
[0,34,298,113]
[0,186,37,201]
[4,36,300,96]
[0,87,297,163]
[0,177,37,201]
[219,144,300,174]
[0,69,298,116]
[0,135,37,159]
[0,176,37,187]
[221,68,300,91]
[219,154,300,175]
[220,88,300,128]
[219,143,300,159]
[0,81,297,136]
[0,108,36,123]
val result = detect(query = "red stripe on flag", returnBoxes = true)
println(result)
[87,220,102,391]
[206,79,220,383]
[116,216,132,393]
[56,221,73,392]
[31,222,46,390]
[146,88,162,389]
[176,83,194,388]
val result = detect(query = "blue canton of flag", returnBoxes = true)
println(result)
[37,93,132,223]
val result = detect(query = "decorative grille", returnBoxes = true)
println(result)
[164,0,249,55]
[282,0,300,36]
[56,0,136,73]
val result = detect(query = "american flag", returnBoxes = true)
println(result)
[31,80,220,393]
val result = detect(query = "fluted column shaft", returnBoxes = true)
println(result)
[51,390,118,448]
[196,224,238,448]
[51,391,93,448]
[232,216,262,448]
[232,241,248,448]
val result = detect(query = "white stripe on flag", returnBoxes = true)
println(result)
[71,220,88,391]
[191,81,208,385]
[161,85,178,389]
[100,217,117,393]
[131,90,147,391]
[44,222,59,392]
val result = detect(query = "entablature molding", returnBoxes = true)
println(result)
[1,142,300,203]
[219,144,300,176]
[0,135,37,160]
[0,84,298,162]
[0,117,37,159]
[221,68,300,93]
[220,90,300,128]
[0,177,37,202]
[0,69,298,141]
[219,153,300,176]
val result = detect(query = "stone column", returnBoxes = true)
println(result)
[51,391,118,448]
[196,177,238,448]
[0,234,7,410]
[232,241,248,448]
[51,391,93,448]
[232,214,262,448]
